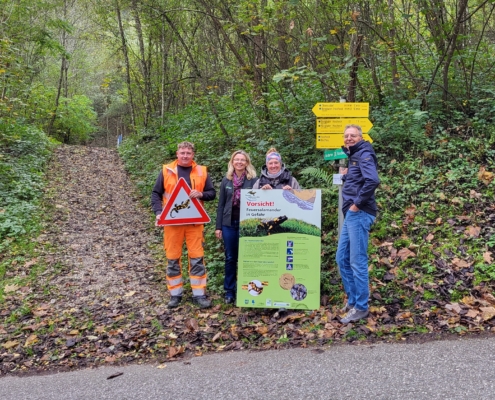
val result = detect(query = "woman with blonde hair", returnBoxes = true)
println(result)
[253,147,300,190]
[215,150,257,304]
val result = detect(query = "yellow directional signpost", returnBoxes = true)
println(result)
[317,133,373,148]
[312,102,369,118]
[312,102,373,150]
[316,118,373,133]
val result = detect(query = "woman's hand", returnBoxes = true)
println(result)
[282,185,292,190]
[215,229,222,239]
[261,184,272,190]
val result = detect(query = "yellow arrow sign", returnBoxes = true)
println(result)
[316,118,373,133]
[316,134,373,149]
[312,102,369,117]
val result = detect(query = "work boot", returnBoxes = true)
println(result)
[167,296,182,309]
[192,296,211,309]
[340,308,369,324]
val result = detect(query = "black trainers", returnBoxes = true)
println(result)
[340,308,369,324]
[225,297,235,305]
[167,296,182,309]
[192,296,211,309]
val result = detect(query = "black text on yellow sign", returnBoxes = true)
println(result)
[312,102,369,118]
[312,102,373,149]
[316,117,373,134]
[316,134,373,149]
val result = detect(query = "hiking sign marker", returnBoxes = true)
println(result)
[316,117,373,133]
[312,102,373,149]
[156,178,210,226]
[317,133,373,149]
[324,148,347,161]
[312,102,369,117]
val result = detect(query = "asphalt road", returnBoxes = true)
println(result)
[2,336,495,400]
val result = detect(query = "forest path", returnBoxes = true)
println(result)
[42,145,161,306]
[1,145,171,374]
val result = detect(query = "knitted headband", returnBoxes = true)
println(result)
[266,152,282,163]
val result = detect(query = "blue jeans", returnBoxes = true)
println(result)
[336,210,375,311]
[222,221,239,298]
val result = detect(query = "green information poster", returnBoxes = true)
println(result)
[236,189,321,309]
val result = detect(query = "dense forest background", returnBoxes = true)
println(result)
[2,0,495,308]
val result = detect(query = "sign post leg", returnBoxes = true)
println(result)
[338,184,344,238]
[337,158,346,238]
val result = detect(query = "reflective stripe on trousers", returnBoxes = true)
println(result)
[166,258,206,297]
[164,225,207,297]
[189,257,207,296]
[166,259,183,296]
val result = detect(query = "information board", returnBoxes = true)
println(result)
[237,189,321,310]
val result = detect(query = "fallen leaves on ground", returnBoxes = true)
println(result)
[478,166,494,185]
[4,284,19,293]
[2,145,495,377]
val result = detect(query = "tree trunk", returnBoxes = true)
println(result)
[115,0,136,132]
[252,10,264,99]
[276,11,290,71]
[160,16,167,123]
[388,0,400,93]
[347,35,364,102]
[130,0,151,127]
[421,0,447,54]
[47,0,69,137]
[162,12,201,79]
[195,0,249,74]
[441,0,469,102]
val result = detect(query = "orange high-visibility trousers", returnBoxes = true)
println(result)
[163,224,206,297]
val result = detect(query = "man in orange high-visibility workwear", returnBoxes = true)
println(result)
[151,141,216,309]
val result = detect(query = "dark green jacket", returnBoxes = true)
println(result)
[215,176,258,229]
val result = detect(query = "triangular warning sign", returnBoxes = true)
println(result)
[157,178,211,226]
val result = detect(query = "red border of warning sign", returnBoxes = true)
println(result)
[156,178,211,226]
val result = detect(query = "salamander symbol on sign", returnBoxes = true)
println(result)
[169,199,191,218]
[156,178,210,226]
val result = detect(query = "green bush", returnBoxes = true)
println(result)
[51,95,98,144]
[0,119,54,249]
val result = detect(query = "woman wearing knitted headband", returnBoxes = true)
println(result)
[215,150,258,304]
[253,147,300,190]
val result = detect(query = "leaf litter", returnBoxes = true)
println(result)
[2,145,495,376]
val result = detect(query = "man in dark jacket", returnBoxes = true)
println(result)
[336,124,380,324]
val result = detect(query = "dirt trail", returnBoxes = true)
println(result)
[1,145,171,374]
[42,146,161,305]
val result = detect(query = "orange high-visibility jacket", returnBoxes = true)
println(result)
[162,159,207,205]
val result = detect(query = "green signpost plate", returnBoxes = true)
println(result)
[324,149,347,160]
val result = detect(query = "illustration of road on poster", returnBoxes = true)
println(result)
[237,189,321,309]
